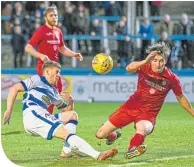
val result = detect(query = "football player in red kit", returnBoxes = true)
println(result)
[96,43,194,159]
[25,5,83,114]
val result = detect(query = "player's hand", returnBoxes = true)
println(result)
[74,53,83,61]
[3,110,12,125]
[60,92,74,102]
[144,51,157,64]
[60,92,74,111]
[40,54,50,62]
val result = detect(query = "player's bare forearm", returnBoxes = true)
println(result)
[126,60,147,73]
[25,44,49,62]
[25,44,42,59]
[59,46,83,61]
[7,83,25,111]
[4,83,24,125]
[176,94,194,117]
[126,51,157,73]
[59,46,76,57]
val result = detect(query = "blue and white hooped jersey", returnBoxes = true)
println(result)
[20,75,68,111]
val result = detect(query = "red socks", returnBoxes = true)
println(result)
[106,131,117,141]
[128,133,145,150]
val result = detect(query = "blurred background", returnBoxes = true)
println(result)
[1,3,194,164]
[1,1,194,103]
[1,1,194,69]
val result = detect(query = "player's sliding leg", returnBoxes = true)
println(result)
[62,112,79,158]
[54,126,118,160]
[97,106,134,145]
[96,120,120,145]
[55,92,77,158]
[124,145,147,159]
[54,111,79,158]
[125,120,153,159]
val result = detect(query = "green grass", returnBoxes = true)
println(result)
[1,101,194,167]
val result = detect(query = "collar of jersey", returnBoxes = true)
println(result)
[40,76,54,88]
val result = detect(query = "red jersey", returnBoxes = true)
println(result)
[123,64,183,116]
[28,24,65,66]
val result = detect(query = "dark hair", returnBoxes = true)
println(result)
[42,61,61,72]
[44,5,58,16]
[146,42,171,61]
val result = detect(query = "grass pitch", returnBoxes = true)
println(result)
[1,101,194,167]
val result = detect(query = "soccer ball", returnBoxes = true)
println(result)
[92,53,113,74]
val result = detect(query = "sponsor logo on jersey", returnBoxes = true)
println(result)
[47,40,60,44]
[145,79,166,91]
[46,32,52,36]
[42,95,51,105]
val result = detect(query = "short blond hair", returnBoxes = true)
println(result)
[44,5,58,16]
[42,61,61,73]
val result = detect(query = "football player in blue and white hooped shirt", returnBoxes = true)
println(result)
[3,61,118,160]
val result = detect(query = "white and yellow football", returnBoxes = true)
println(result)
[92,53,113,74]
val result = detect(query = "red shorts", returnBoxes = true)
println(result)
[109,105,157,129]
[37,63,63,93]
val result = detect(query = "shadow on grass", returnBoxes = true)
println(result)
[2,131,24,135]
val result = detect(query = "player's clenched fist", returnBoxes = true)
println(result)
[40,54,50,62]
[74,53,83,61]
[60,91,74,111]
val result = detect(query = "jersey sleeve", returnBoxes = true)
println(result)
[28,28,42,47]
[52,93,69,110]
[20,75,40,91]
[136,64,149,74]
[171,74,183,96]
[59,30,65,47]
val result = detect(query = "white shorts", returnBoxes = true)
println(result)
[23,106,63,140]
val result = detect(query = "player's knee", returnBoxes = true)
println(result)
[144,121,154,135]
[96,129,106,139]
[136,124,147,136]
[71,111,78,120]
[136,128,147,136]
[136,121,153,136]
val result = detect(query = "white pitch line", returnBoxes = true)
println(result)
[108,155,194,167]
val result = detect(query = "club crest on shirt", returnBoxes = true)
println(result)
[53,45,57,51]
[161,80,166,86]
[46,32,52,36]
[55,32,60,40]
[149,88,156,94]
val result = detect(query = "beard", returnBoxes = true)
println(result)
[47,19,58,27]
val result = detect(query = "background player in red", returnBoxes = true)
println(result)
[95,43,194,159]
[25,5,83,114]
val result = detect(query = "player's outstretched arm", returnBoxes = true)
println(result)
[3,83,25,125]
[126,51,156,73]
[176,94,194,117]
[59,46,83,61]
[25,44,50,62]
